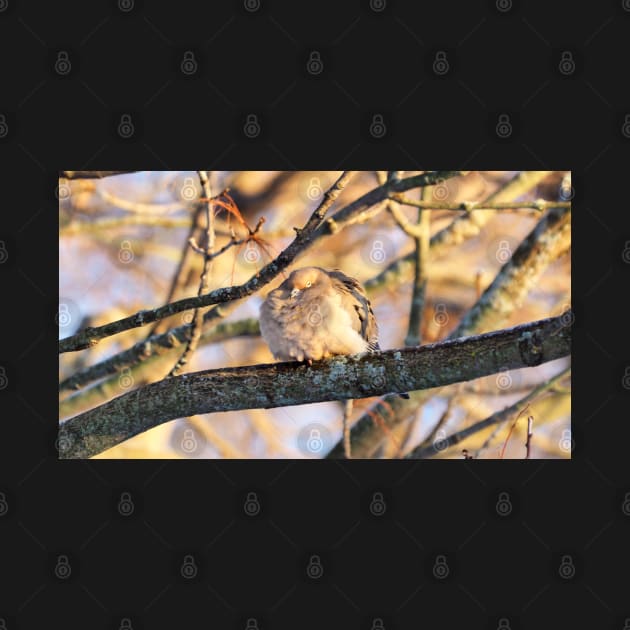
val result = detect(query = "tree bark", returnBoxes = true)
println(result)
[59,313,571,459]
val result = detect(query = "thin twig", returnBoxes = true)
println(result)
[188,217,265,259]
[473,422,503,458]
[168,171,215,377]
[378,169,431,347]
[412,390,458,453]
[145,204,206,339]
[499,404,530,459]
[390,196,570,212]
[525,415,534,459]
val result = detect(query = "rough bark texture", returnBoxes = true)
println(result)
[59,314,571,459]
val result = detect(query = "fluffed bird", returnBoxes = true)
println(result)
[259,266,409,397]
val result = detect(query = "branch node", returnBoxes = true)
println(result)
[326,217,339,234]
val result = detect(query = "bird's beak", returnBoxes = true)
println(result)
[290,288,300,299]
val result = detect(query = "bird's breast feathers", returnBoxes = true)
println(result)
[260,285,369,361]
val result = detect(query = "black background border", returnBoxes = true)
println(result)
[1,0,629,628]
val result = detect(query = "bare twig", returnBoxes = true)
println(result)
[499,404,530,459]
[168,171,216,377]
[411,391,459,454]
[320,170,465,236]
[389,197,570,213]
[525,415,534,459]
[59,314,571,458]
[387,202,426,238]
[188,217,265,259]
[144,204,206,339]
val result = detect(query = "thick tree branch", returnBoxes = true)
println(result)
[316,170,465,236]
[59,318,260,417]
[59,304,238,394]
[59,314,571,458]
[451,205,571,337]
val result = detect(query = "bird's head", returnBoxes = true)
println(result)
[285,267,330,299]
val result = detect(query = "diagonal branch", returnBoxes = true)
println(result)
[58,313,571,459]
[59,171,357,353]
[59,171,463,354]
[168,170,215,376]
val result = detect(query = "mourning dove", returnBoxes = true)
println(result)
[260,267,408,459]
[259,267,380,362]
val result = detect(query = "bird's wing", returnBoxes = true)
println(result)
[327,269,380,351]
